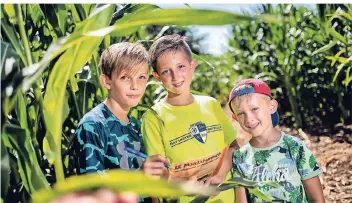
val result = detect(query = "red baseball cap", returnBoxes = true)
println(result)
[228,79,279,127]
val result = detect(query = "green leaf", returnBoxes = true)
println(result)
[69,4,82,22]
[327,12,352,21]
[42,5,115,180]
[133,103,165,127]
[56,4,68,35]
[2,124,49,194]
[221,177,280,189]
[311,40,337,55]
[343,66,352,86]
[202,177,279,202]
[3,4,16,23]
[15,93,29,129]
[184,4,192,8]
[1,41,22,116]
[31,170,216,203]
[192,53,219,79]
[103,34,110,49]
[43,136,55,165]
[69,76,79,93]
[327,27,347,44]
[74,4,88,20]
[0,19,26,65]
[248,187,275,201]
[105,8,278,37]
[332,63,346,83]
[325,56,350,65]
[1,141,10,199]
[29,4,45,27]
[82,4,95,16]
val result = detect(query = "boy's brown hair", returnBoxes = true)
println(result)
[99,42,148,78]
[149,34,192,73]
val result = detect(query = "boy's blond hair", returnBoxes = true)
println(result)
[149,34,192,73]
[99,42,148,78]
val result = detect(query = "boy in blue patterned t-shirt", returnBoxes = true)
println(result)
[228,79,325,203]
[74,42,169,179]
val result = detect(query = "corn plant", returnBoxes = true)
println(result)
[1,3,277,202]
[312,4,352,123]
[226,4,351,129]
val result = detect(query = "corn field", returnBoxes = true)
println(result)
[1,3,351,203]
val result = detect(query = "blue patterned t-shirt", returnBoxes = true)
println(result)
[75,103,146,174]
[232,131,321,203]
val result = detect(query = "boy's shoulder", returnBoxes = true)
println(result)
[281,131,307,147]
[151,95,218,111]
[78,103,109,127]
[193,94,218,103]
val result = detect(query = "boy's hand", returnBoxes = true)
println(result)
[142,154,169,179]
[204,174,226,186]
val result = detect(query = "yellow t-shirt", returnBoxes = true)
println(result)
[142,95,237,203]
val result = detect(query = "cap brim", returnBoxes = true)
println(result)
[271,111,279,127]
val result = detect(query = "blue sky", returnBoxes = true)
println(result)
[157,4,316,55]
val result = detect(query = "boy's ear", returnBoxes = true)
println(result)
[152,71,161,81]
[190,59,197,72]
[100,74,111,90]
[269,99,278,114]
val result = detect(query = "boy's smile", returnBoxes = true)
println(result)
[153,51,196,97]
[233,94,276,138]
[172,81,184,87]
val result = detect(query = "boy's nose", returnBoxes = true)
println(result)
[130,81,138,90]
[171,70,181,80]
[245,114,254,124]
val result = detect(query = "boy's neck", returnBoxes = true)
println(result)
[103,98,129,123]
[165,91,194,106]
[249,128,281,148]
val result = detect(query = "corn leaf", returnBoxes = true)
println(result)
[2,124,49,193]
[311,40,337,55]
[31,170,216,203]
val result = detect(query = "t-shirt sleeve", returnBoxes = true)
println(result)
[75,122,107,174]
[141,110,166,156]
[231,150,244,178]
[296,140,321,180]
[213,99,237,145]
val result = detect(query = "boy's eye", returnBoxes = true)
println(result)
[120,76,129,80]
[161,69,169,75]
[237,112,244,117]
[178,65,185,69]
[139,75,147,80]
[251,107,259,112]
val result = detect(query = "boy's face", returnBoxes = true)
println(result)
[231,93,278,138]
[152,51,196,96]
[102,62,149,110]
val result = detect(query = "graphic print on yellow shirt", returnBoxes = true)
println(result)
[142,95,237,203]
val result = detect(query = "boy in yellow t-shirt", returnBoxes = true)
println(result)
[142,34,239,203]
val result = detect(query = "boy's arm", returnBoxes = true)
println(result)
[141,111,169,179]
[205,141,239,185]
[205,100,239,184]
[303,176,325,203]
[141,111,166,156]
[235,187,247,203]
[294,137,324,202]
[75,122,106,174]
